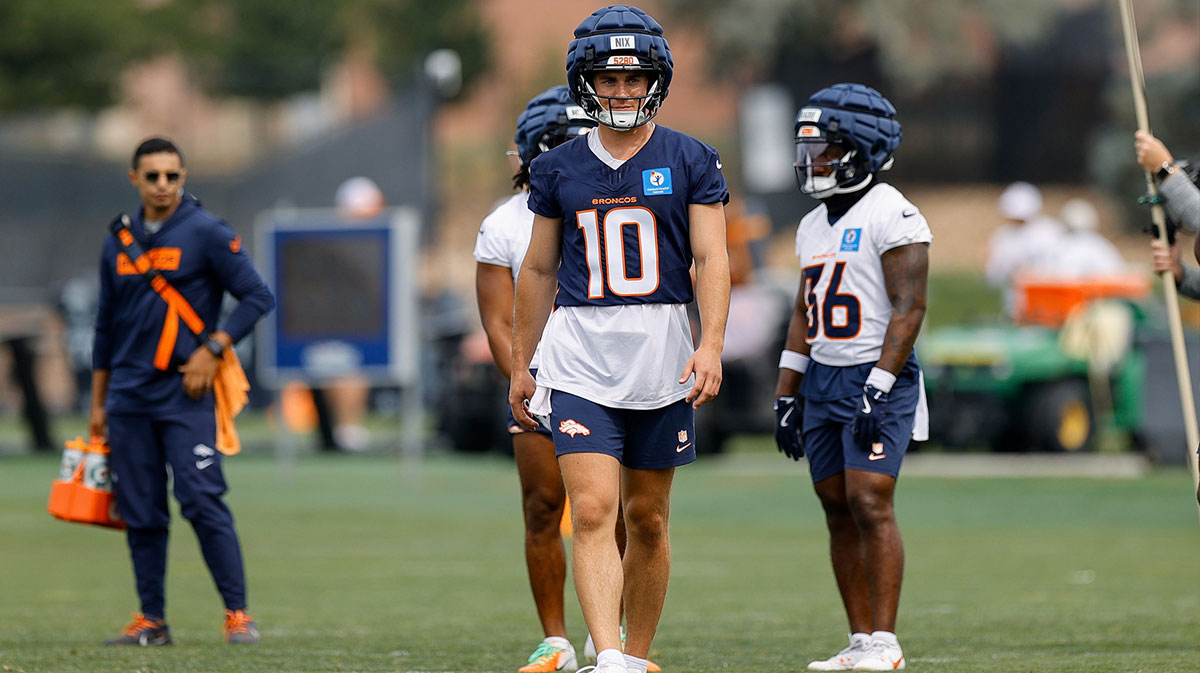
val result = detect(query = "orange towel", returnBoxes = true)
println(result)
[213,348,250,455]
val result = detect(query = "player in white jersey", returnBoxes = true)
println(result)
[510,6,730,673]
[773,83,930,672]
[475,85,598,673]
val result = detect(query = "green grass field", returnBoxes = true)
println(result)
[1,448,1197,673]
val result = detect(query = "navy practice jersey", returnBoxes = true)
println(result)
[528,125,728,307]
[93,196,274,415]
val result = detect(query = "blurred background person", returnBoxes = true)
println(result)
[985,181,1065,287]
[1053,197,1126,279]
[301,176,384,452]
[985,181,1066,317]
[93,137,272,646]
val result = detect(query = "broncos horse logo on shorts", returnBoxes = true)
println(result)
[558,419,592,438]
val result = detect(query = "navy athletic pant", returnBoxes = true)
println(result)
[107,410,246,619]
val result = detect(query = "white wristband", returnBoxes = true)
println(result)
[865,367,897,393]
[779,350,810,374]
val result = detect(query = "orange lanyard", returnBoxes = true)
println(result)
[110,214,207,370]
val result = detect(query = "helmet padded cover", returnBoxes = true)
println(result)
[802,83,902,174]
[514,85,595,166]
[565,4,674,124]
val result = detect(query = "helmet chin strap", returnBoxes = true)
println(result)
[809,172,874,200]
[593,95,646,131]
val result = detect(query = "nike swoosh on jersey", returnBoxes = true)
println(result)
[195,458,215,470]
[868,452,887,461]
[676,442,692,453]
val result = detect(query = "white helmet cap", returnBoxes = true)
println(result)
[999,181,1042,221]
[1060,197,1100,232]
[335,176,384,217]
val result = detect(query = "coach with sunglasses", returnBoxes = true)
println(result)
[90,137,274,646]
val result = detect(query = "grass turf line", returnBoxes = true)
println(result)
[0,449,1196,672]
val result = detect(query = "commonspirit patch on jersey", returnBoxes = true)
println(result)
[642,168,673,196]
[840,228,862,252]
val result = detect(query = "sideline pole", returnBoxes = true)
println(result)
[1117,0,1200,512]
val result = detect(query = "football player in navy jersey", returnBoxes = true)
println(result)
[91,138,274,646]
[773,84,931,671]
[509,6,730,673]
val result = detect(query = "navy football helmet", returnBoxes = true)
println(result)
[566,4,673,131]
[794,83,902,199]
[514,85,597,166]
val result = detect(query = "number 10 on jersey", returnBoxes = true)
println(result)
[576,206,661,298]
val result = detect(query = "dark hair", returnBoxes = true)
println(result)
[132,137,184,169]
[512,163,531,191]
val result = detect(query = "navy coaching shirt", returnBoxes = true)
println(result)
[93,195,274,415]
[528,125,728,307]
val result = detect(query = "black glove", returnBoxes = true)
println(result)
[850,384,889,452]
[774,395,805,460]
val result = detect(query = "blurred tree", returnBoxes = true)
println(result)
[0,0,488,111]
[0,0,151,111]
[154,0,487,100]
[658,0,1059,91]
[152,0,344,100]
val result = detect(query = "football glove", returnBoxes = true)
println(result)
[850,384,889,452]
[773,396,805,460]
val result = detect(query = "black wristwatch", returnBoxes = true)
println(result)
[1156,160,1177,181]
[204,337,226,358]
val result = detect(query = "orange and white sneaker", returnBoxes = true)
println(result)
[223,609,260,644]
[808,633,871,670]
[519,637,578,672]
[852,634,904,671]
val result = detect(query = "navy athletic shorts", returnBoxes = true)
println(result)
[548,389,696,470]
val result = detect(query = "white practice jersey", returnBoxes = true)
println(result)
[537,302,694,410]
[474,192,534,282]
[794,183,933,366]
[473,191,541,369]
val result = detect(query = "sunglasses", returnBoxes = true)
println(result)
[144,171,181,183]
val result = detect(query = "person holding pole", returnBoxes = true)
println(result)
[1119,0,1200,508]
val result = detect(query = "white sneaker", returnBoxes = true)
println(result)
[575,665,628,673]
[852,638,905,671]
[583,627,623,662]
[585,629,660,672]
[584,633,596,663]
[807,634,871,671]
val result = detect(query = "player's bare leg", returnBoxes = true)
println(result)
[814,472,874,633]
[619,466,675,659]
[514,431,569,638]
[844,469,903,632]
[560,452,624,654]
